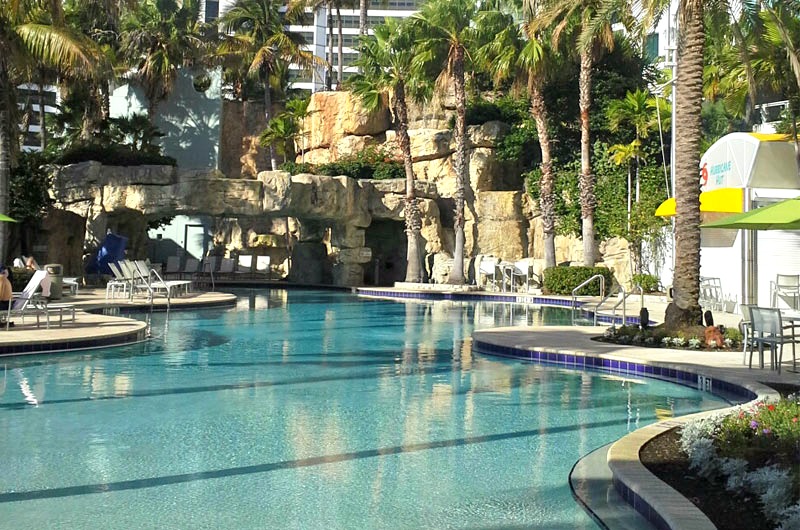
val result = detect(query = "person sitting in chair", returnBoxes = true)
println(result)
[0,267,14,327]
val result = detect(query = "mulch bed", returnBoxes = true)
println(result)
[640,428,768,530]
[639,383,800,530]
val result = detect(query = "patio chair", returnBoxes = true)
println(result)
[478,257,500,291]
[236,255,254,278]
[218,258,235,279]
[771,274,800,309]
[6,270,75,330]
[106,262,131,299]
[181,258,200,281]
[749,306,798,374]
[508,259,536,293]
[739,304,754,365]
[254,256,271,279]
[134,260,191,298]
[164,256,182,279]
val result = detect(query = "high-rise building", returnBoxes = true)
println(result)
[204,0,420,92]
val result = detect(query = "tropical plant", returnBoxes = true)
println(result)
[413,0,480,284]
[348,19,430,282]
[474,0,561,268]
[0,0,100,261]
[219,0,317,170]
[120,0,206,121]
[259,113,299,159]
[532,0,634,267]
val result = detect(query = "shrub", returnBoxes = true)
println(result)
[632,273,660,293]
[316,147,403,180]
[280,161,315,175]
[542,266,614,296]
[55,143,176,166]
[724,327,743,343]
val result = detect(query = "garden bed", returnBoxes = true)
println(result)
[641,428,769,530]
[640,383,800,530]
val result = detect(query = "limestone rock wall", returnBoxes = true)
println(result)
[47,90,634,287]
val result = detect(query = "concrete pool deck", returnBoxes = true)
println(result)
[0,288,237,356]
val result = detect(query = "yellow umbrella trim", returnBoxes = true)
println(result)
[655,187,744,217]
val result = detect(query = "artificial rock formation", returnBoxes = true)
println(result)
[46,91,634,287]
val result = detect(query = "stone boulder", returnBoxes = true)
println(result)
[304,91,390,151]
[470,191,528,260]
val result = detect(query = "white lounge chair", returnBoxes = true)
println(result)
[6,270,75,330]
[134,260,191,298]
[478,257,500,291]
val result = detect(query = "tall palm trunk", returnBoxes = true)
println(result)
[578,49,596,267]
[359,0,367,36]
[101,79,111,120]
[37,69,47,151]
[0,62,11,263]
[336,5,343,88]
[530,75,556,268]
[447,46,467,284]
[263,70,278,170]
[395,82,422,283]
[665,0,704,328]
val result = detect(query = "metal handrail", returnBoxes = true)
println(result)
[571,274,605,325]
[610,286,627,325]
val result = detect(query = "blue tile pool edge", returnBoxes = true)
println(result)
[356,289,649,326]
[472,337,765,530]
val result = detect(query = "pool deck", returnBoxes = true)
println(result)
[0,288,237,356]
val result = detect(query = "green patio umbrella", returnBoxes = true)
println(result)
[0,214,17,223]
[701,197,800,230]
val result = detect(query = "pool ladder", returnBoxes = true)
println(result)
[571,275,605,325]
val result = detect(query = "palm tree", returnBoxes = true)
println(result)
[220,0,317,170]
[413,0,479,284]
[606,89,660,212]
[762,3,800,172]
[663,0,705,328]
[0,0,99,261]
[475,1,560,268]
[120,0,206,122]
[349,18,429,282]
[533,0,632,267]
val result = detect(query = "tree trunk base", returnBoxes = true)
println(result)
[664,302,703,330]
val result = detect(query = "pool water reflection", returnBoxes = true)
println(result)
[0,290,728,529]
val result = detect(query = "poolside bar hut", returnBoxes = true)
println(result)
[655,132,800,308]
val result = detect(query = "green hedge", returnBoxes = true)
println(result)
[632,273,660,293]
[55,144,177,166]
[542,266,614,296]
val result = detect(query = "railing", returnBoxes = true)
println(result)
[571,274,605,325]
[609,285,644,326]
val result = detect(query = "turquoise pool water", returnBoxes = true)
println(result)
[0,290,729,529]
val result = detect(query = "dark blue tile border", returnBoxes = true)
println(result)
[473,337,757,530]
[0,328,146,357]
[472,339,756,404]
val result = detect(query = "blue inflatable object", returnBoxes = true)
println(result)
[87,233,128,275]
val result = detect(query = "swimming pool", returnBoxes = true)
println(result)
[0,290,729,529]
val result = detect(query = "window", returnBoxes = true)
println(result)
[205,0,219,22]
[645,33,659,61]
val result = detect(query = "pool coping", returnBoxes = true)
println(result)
[356,287,648,326]
[471,332,776,530]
